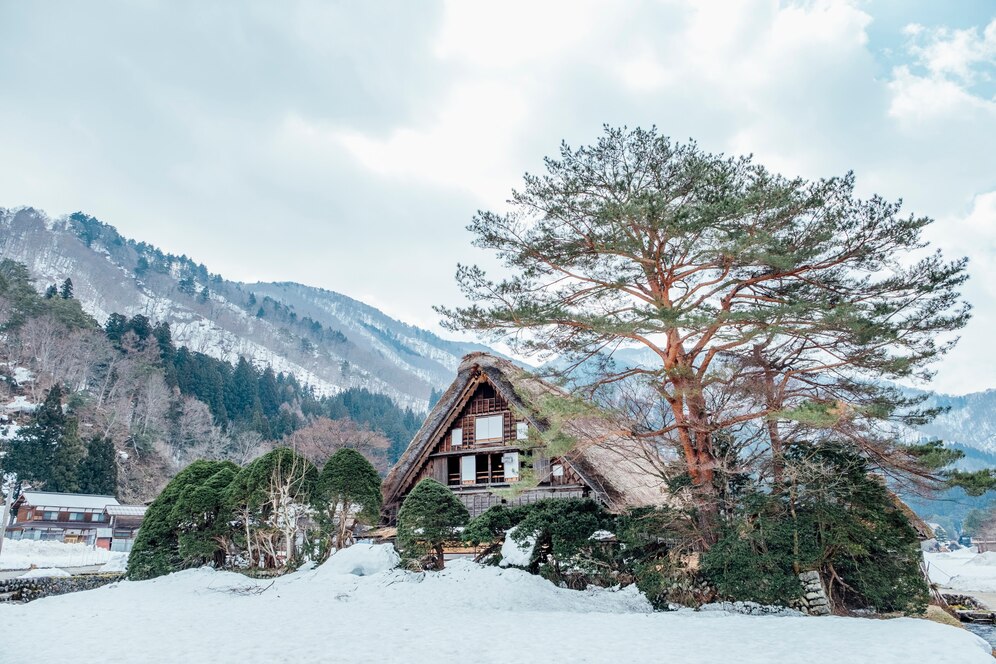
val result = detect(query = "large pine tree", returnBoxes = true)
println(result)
[438,127,970,544]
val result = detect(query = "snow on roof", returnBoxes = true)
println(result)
[19,492,119,510]
[104,505,147,517]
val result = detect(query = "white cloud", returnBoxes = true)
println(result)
[904,19,996,83]
[432,0,613,69]
[888,19,996,124]
[925,191,996,394]
[888,64,996,122]
[0,0,994,393]
[323,80,531,202]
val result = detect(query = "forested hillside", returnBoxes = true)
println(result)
[0,207,498,411]
[0,260,421,501]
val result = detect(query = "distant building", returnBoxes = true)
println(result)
[4,491,146,551]
[102,504,148,552]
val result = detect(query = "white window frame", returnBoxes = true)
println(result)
[502,452,520,481]
[516,422,528,440]
[451,427,463,447]
[460,455,476,485]
[475,414,504,443]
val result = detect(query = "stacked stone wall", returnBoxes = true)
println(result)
[0,573,122,603]
[793,570,831,615]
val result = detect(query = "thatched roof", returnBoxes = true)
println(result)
[383,352,673,512]
[888,489,935,541]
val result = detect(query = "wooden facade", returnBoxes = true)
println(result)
[400,379,591,518]
[4,492,146,551]
[384,353,675,523]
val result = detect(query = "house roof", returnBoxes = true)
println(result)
[104,505,147,517]
[18,492,119,510]
[383,352,674,513]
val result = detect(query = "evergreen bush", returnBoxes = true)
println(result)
[397,479,468,569]
[128,460,238,580]
[315,447,382,555]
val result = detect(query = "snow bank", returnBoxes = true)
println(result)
[19,567,71,579]
[12,367,34,385]
[499,526,536,567]
[925,548,996,592]
[314,543,399,577]
[0,539,124,570]
[0,554,990,663]
[98,555,129,574]
[700,601,803,616]
[2,396,37,413]
[965,551,996,567]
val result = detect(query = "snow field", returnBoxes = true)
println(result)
[0,538,127,571]
[0,544,990,663]
[924,548,996,592]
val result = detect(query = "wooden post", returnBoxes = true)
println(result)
[0,481,14,559]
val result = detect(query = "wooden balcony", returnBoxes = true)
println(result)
[447,472,518,488]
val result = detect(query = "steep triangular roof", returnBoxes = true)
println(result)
[383,352,673,512]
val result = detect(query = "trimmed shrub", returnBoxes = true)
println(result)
[128,460,238,580]
[315,447,382,555]
[397,479,469,569]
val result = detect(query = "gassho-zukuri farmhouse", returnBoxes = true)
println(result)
[382,352,674,521]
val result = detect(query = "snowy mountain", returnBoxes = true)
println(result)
[0,207,494,410]
[916,389,996,455]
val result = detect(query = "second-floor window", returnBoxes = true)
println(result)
[475,414,504,443]
[43,511,58,521]
[91,513,105,522]
[68,512,84,521]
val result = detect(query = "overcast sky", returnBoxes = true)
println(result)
[0,1,993,394]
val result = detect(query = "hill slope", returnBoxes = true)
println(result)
[0,207,493,410]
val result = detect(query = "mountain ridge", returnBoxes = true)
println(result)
[0,206,493,411]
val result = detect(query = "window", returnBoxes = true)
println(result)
[475,414,503,442]
[502,452,520,481]
[91,513,105,522]
[69,512,84,521]
[460,455,476,485]
[552,463,564,478]
[516,422,528,440]
[451,428,463,447]
[43,511,58,521]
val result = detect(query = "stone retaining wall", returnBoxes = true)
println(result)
[793,570,832,615]
[0,573,123,603]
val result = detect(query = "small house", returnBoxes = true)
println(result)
[4,491,146,551]
[383,353,673,521]
[6,491,118,545]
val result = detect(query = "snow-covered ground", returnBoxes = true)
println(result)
[0,544,989,663]
[925,548,996,593]
[0,539,127,571]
